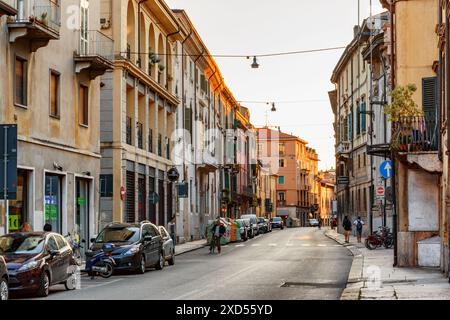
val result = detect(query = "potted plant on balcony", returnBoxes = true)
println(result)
[39,12,48,26]
[385,84,423,151]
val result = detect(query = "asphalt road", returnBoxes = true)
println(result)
[25,227,352,300]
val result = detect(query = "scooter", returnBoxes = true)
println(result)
[84,243,116,279]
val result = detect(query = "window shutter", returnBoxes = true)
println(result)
[422,77,438,149]
[348,112,353,140]
[356,106,360,135]
[361,102,366,132]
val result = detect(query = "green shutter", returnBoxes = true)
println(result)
[361,102,366,133]
[356,106,360,135]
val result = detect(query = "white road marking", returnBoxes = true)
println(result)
[251,244,261,247]
[235,244,245,247]
[318,244,327,247]
[286,243,294,246]
[301,244,311,247]
[269,243,278,247]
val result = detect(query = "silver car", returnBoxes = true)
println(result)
[159,226,175,266]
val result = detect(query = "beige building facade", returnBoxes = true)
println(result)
[0,0,112,247]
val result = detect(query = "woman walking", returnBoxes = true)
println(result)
[342,216,352,243]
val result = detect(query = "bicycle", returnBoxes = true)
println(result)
[365,226,393,250]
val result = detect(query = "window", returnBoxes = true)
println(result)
[348,111,353,139]
[279,159,286,168]
[361,101,366,133]
[49,71,60,118]
[15,57,27,106]
[46,236,59,252]
[100,174,113,197]
[278,192,285,201]
[137,122,143,149]
[356,104,360,135]
[279,143,286,156]
[278,176,285,185]
[80,0,89,55]
[55,235,68,250]
[79,84,89,126]
[45,174,62,233]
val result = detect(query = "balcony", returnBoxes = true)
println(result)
[391,116,442,173]
[336,141,351,155]
[74,30,114,80]
[277,200,286,207]
[0,0,17,16]
[391,116,438,153]
[197,150,218,173]
[7,0,61,52]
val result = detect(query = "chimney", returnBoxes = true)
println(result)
[354,25,360,38]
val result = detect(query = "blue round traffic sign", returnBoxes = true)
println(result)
[380,160,393,179]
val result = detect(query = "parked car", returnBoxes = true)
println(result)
[0,255,8,300]
[87,221,165,275]
[308,219,319,227]
[158,226,175,266]
[270,217,284,229]
[240,214,259,236]
[236,219,251,241]
[0,232,78,297]
[257,217,270,234]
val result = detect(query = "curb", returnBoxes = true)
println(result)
[324,230,365,300]
[174,242,207,256]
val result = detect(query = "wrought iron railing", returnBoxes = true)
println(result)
[126,117,132,145]
[77,30,114,61]
[391,116,438,152]
[158,134,162,157]
[9,0,61,33]
[137,122,143,149]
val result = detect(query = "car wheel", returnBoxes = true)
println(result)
[0,277,8,301]
[155,252,164,270]
[64,272,78,291]
[137,255,146,274]
[168,250,175,266]
[37,271,50,297]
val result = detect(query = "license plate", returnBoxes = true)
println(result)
[92,266,107,273]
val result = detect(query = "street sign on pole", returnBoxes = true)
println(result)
[380,160,393,179]
[167,168,180,182]
[0,124,18,235]
[376,185,385,200]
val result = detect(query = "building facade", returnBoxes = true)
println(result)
[0,0,112,249]
[98,0,181,231]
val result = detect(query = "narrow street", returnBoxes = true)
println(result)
[27,228,351,300]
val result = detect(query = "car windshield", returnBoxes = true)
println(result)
[272,217,281,222]
[0,234,45,255]
[258,218,265,223]
[96,227,140,244]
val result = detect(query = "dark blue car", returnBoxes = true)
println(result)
[87,222,165,275]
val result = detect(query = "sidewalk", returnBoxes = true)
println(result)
[175,239,207,256]
[325,229,450,300]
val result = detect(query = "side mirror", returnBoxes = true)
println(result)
[144,236,153,242]
[90,238,96,243]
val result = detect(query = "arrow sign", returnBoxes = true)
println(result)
[380,160,393,179]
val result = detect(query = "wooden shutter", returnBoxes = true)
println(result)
[422,77,438,149]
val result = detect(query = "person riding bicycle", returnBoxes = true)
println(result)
[353,217,364,243]
[210,217,226,254]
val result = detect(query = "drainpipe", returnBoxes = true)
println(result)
[181,28,193,182]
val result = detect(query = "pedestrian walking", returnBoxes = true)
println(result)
[342,216,352,243]
[209,217,226,254]
[353,216,364,243]
[168,217,176,246]
[318,218,322,230]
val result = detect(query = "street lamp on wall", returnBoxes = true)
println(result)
[251,56,259,69]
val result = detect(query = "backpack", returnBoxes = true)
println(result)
[356,220,363,231]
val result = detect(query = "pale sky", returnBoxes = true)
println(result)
[166,0,384,170]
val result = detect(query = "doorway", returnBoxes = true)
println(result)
[75,178,90,256]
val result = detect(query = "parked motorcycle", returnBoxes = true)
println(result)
[365,226,394,250]
[84,243,116,279]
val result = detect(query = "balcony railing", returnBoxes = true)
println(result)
[76,30,114,61]
[126,117,132,145]
[391,116,438,152]
[336,141,351,154]
[137,122,143,149]
[9,0,61,32]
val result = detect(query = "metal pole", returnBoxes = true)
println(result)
[3,127,8,235]
[391,151,398,267]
